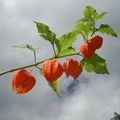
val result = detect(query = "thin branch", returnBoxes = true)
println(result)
[80,31,87,41]
[33,51,41,69]
[0,57,52,76]
[52,43,57,57]
[0,52,83,76]
[91,30,95,37]
[91,21,97,37]
[33,51,37,63]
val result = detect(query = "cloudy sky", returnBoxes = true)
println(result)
[0,0,120,120]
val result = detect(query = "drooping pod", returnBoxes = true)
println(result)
[63,59,83,80]
[79,41,95,60]
[42,59,64,83]
[89,35,103,49]
[12,69,36,94]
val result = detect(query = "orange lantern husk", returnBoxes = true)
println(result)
[42,59,64,83]
[88,35,103,49]
[63,59,83,80]
[79,41,95,60]
[12,69,36,94]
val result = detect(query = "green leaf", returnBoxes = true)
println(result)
[74,21,93,39]
[56,47,76,57]
[34,22,56,44]
[96,12,107,20]
[55,32,77,52]
[83,6,98,21]
[98,24,118,37]
[48,79,60,96]
[75,18,89,23]
[12,44,38,52]
[81,53,109,74]
[81,61,94,72]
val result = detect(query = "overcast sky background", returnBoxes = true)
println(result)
[0,0,120,120]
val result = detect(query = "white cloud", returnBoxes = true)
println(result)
[59,75,120,120]
[0,74,120,120]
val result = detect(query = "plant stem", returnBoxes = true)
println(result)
[33,51,41,69]
[52,43,57,57]
[0,52,82,76]
[91,31,95,37]
[33,51,37,63]
[91,21,96,37]
[80,31,87,41]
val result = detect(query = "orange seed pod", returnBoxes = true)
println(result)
[63,59,83,80]
[89,35,103,49]
[79,41,95,60]
[42,59,64,83]
[12,69,36,94]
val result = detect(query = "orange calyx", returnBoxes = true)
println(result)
[79,41,95,60]
[63,59,83,80]
[89,35,103,49]
[42,59,64,83]
[12,69,36,94]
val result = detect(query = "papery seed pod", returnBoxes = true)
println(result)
[63,59,83,80]
[79,41,95,60]
[12,69,36,94]
[42,59,64,83]
[89,35,103,49]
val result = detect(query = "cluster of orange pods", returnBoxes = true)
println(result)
[12,59,83,94]
[12,35,103,94]
[80,35,103,60]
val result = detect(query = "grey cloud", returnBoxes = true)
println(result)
[0,74,120,120]
[59,76,120,120]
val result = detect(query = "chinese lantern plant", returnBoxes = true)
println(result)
[0,6,118,96]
